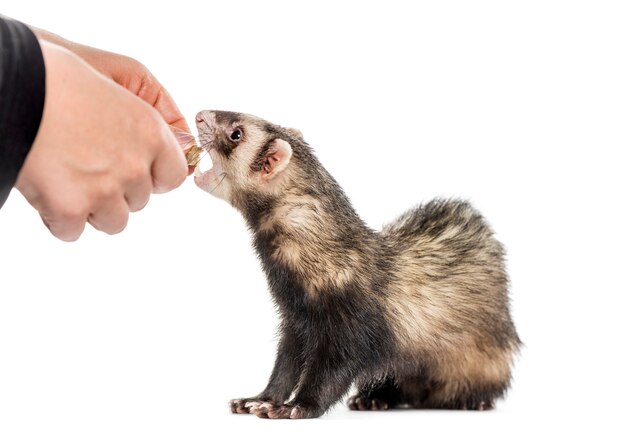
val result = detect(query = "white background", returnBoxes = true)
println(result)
[1,1,625,437]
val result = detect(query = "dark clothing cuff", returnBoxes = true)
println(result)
[0,16,46,209]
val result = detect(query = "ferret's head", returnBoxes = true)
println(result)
[194,110,304,208]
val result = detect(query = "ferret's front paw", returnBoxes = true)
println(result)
[230,398,269,414]
[347,395,389,411]
[250,402,318,419]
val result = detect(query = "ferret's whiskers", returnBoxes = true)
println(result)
[197,149,211,163]
[208,172,227,194]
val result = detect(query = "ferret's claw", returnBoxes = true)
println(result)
[251,402,312,419]
[347,395,390,411]
[230,398,268,414]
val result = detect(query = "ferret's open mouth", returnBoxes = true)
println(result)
[193,146,226,194]
[193,111,228,195]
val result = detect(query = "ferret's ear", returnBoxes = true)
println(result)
[261,139,292,181]
[285,127,304,140]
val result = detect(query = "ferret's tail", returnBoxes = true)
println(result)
[380,198,489,244]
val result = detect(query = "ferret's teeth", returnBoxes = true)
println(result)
[196,150,214,174]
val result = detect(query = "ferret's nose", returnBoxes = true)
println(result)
[195,112,204,123]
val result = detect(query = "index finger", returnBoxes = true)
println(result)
[152,85,197,174]
[153,85,191,133]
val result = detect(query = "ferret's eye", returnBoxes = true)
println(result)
[230,129,242,142]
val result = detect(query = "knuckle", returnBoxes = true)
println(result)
[91,211,128,235]
[96,179,120,201]
[48,214,86,242]
[136,65,155,88]
[128,191,151,213]
[56,204,88,224]
[38,194,87,242]
[138,113,167,148]
[126,57,157,96]
[124,160,150,184]
[135,116,154,140]
[125,55,146,73]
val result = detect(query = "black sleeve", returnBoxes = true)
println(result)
[0,16,46,209]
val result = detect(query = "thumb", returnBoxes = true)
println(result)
[151,122,188,193]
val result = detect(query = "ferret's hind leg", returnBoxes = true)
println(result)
[347,377,404,411]
[398,373,504,410]
[405,354,511,410]
[416,380,503,410]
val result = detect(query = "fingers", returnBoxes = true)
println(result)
[41,210,87,242]
[150,125,188,194]
[88,197,130,235]
[171,126,198,153]
[62,49,192,137]
[16,42,192,243]
[127,65,190,135]
[125,177,152,213]
[154,86,191,133]
[93,57,194,178]
[37,175,149,241]
[154,86,196,174]
[116,159,153,212]
[87,159,153,232]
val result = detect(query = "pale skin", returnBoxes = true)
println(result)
[15,29,192,242]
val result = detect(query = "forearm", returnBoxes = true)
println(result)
[29,26,120,77]
[0,16,46,209]
[30,23,190,136]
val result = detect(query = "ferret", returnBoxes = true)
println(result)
[193,110,520,419]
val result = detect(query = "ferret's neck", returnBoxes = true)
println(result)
[241,189,368,237]
[240,168,383,308]
[240,165,371,239]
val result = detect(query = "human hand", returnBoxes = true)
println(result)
[32,28,196,172]
[15,41,187,241]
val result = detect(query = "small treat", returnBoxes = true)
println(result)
[185,144,203,167]
[170,126,202,167]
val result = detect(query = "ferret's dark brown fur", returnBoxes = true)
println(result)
[194,110,520,419]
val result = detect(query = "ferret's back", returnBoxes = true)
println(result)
[381,199,517,351]
[382,199,505,278]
